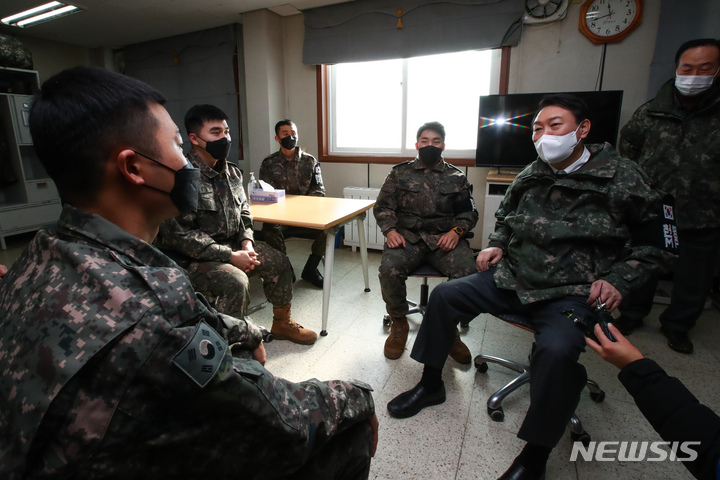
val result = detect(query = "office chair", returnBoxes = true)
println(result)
[383,264,445,326]
[474,313,606,445]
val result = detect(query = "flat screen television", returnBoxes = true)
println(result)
[475,90,624,171]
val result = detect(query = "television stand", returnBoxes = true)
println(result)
[494,166,523,176]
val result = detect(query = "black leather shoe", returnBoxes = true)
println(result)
[497,461,545,480]
[660,326,693,354]
[613,316,643,335]
[387,383,446,418]
[301,267,323,288]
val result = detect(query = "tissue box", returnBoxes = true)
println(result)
[251,189,286,203]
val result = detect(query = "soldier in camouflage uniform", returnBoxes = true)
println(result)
[0,67,377,479]
[374,121,478,361]
[155,105,317,345]
[387,95,676,480]
[260,119,327,288]
[615,38,720,354]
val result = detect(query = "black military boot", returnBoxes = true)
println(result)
[301,254,324,288]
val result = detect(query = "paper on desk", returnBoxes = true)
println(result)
[258,180,274,191]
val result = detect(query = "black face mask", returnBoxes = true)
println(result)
[133,150,200,214]
[280,135,298,150]
[198,136,231,160]
[418,145,443,165]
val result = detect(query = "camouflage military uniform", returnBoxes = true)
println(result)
[259,148,326,256]
[618,79,720,333]
[410,144,674,449]
[374,157,478,317]
[0,205,375,479]
[489,143,674,304]
[155,151,293,318]
[0,34,33,70]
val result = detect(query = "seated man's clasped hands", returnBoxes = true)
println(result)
[0,67,377,479]
[374,121,479,361]
[155,105,318,345]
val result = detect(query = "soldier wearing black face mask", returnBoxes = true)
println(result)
[155,105,318,346]
[260,119,327,289]
[374,121,478,361]
[0,70,377,479]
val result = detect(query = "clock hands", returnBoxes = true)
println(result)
[586,8,615,22]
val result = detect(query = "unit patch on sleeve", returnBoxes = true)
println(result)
[172,320,227,388]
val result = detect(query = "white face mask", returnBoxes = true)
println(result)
[675,67,719,97]
[533,125,581,165]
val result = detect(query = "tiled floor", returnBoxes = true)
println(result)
[2,233,718,480]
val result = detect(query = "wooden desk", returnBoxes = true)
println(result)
[251,195,376,336]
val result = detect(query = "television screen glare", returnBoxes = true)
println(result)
[475,91,624,170]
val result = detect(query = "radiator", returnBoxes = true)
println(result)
[343,187,384,251]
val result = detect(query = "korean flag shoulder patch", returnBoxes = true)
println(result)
[172,320,228,388]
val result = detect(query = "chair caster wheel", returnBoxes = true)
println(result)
[475,360,488,373]
[383,315,391,327]
[488,406,505,422]
[571,430,592,447]
[590,390,606,403]
[460,321,469,329]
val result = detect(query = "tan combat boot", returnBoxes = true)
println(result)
[449,327,471,364]
[384,316,409,359]
[271,303,318,345]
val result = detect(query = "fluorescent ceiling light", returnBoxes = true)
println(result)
[1,2,82,28]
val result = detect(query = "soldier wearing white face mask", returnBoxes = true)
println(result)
[615,38,720,354]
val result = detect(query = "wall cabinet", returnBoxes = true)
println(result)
[0,68,62,249]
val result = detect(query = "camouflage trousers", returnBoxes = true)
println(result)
[262,223,327,257]
[379,239,477,318]
[187,241,293,319]
[284,421,373,480]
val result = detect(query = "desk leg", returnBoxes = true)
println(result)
[356,216,370,292]
[321,229,335,336]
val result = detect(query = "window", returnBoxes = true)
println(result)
[318,48,508,165]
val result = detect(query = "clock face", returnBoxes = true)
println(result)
[584,0,638,38]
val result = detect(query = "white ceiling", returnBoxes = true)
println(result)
[0,0,354,49]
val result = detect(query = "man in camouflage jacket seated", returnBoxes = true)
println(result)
[0,66,377,480]
[387,94,677,480]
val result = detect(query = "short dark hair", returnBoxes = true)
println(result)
[674,38,720,67]
[416,121,446,142]
[274,119,295,136]
[537,94,590,125]
[184,104,229,136]
[29,66,166,205]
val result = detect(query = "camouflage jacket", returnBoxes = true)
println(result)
[619,78,720,229]
[0,205,375,479]
[488,143,676,304]
[374,157,478,248]
[260,148,325,196]
[155,150,253,262]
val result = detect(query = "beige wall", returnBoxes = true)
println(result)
[510,1,661,127]
[241,2,663,247]
[242,10,287,176]
[14,35,111,83]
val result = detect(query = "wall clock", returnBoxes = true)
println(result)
[524,0,570,25]
[579,0,643,44]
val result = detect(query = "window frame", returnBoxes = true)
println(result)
[316,46,512,167]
